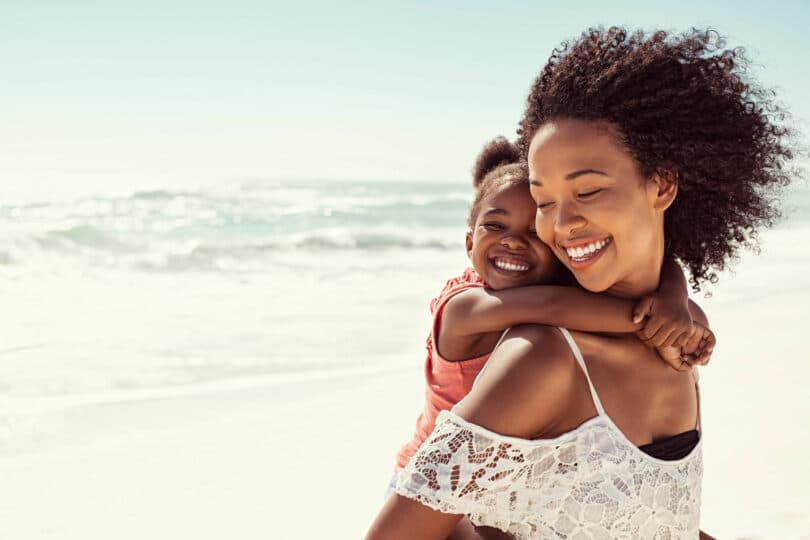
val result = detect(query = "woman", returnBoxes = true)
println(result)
[367,27,794,539]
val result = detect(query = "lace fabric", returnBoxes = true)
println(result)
[395,411,702,539]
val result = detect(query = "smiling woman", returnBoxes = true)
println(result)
[367,27,796,540]
[528,119,676,297]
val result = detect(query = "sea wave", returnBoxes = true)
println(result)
[0,181,473,272]
[1,226,462,273]
[3,180,808,274]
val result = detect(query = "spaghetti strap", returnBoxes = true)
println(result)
[693,368,702,433]
[470,328,511,389]
[557,328,606,416]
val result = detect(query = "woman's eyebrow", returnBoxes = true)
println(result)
[530,169,608,186]
[565,168,608,180]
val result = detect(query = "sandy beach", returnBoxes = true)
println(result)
[2,284,810,539]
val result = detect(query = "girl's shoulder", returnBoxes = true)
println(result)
[444,267,484,291]
[430,268,485,313]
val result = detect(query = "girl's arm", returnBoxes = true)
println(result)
[637,260,715,365]
[443,259,693,339]
[442,285,640,339]
[634,259,693,348]
[442,260,712,367]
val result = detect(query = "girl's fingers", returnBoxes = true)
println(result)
[663,325,694,348]
[696,328,716,364]
[633,297,654,324]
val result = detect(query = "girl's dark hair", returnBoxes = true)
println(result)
[468,137,528,228]
[517,27,797,291]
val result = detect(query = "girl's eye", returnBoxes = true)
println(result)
[577,189,603,199]
[482,222,505,231]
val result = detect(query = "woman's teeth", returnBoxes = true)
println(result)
[566,239,609,260]
[493,259,529,272]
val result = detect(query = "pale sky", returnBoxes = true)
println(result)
[1,0,808,194]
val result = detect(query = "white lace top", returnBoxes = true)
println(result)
[394,328,702,539]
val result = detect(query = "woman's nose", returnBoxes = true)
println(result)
[555,201,587,235]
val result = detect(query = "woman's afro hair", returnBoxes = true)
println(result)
[517,27,798,291]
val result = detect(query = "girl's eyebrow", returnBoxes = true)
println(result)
[531,169,609,186]
[482,208,508,216]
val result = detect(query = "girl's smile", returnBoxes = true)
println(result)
[466,182,561,290]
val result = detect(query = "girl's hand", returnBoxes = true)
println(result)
[652,323,716,371]
[633,290,693,349]
[678,323,716,367]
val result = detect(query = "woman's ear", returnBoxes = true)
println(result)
[649,168,679,211]
[465,232,474,260]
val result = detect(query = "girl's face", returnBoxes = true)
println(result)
[528,118,677,298]
[466,182,561,290]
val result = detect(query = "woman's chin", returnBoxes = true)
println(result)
[571,273,612,293]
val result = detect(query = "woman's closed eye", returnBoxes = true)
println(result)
[577,188,603,199]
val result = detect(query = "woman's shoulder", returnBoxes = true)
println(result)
[565,330,700,444]
[453,325,586,439]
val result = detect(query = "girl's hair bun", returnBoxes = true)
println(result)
[472,137,521,187]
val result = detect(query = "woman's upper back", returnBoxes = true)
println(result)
[452,325,699,447]
[563,328,700,447]
[395,325,702,538]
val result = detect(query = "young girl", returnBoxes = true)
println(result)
[393,137,714,481]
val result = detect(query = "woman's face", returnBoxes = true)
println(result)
[527,118,676,298]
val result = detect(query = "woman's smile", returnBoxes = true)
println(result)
[560,237,612,269]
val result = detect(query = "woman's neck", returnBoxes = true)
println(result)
[606,251,664,300]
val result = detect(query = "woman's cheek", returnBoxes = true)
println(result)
[535,211,556,245]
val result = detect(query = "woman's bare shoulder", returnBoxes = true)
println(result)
[453,325,583,439]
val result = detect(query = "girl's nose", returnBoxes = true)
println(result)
[500,233,529,250]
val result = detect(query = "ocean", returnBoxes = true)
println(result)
[1,178,809,452]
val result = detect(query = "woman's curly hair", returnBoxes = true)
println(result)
[517,27,797,291]
[467,136,528,228]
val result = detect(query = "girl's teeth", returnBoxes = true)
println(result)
[494,259,529,272]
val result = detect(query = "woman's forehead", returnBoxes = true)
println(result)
[528,120,634,181]
[530,120,619,155]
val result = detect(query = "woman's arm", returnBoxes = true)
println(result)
[366,326,576,540]
[451,324,581,437]
[365,494,463,540]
